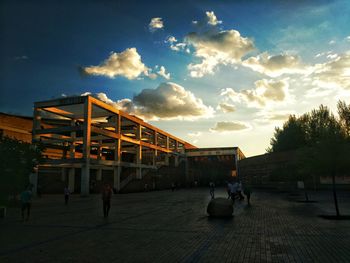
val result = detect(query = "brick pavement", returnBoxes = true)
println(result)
[0,188,349,263]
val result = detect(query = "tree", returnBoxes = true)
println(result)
[0,136,44,205]
[268,102,350,217]
[268,115,307,152]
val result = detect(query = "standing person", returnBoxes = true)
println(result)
[230,181,238,202]
[243,185,252,205]
[101,184,113,218]
[64,186,70,205]
[20,186,33,221]
[226,181,232,199]
[237,181,244,200]
[209,182,215,199]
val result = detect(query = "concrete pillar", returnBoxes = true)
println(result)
[96,169,102,181]
[29,172,38,196]
[136,167,142,179]
[68,168,75,193]
[165,154,169,166]
[81,97,91,196]
[32,108,42,142]
[174,155,179,167]
[113,166,121,191]
[61,168,66,181]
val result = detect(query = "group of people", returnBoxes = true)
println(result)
[208,180,252,205]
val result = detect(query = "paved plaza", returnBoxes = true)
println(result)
[0,188,350,263]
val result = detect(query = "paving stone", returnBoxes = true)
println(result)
[0,189,349,262]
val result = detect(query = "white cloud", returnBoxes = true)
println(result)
[346,36,350,42]
[149,17,164,32]
[186,29,255,77]
[82,48,150,80]
[84,82,214,121]
[329,40,336,45]
[157,66,171,80]
[310,52,350,90]
[221,79,290,108]
[217,102,236,113]
[210,121,250,132]
[166,36,189,53]
[188,132,202,137]
[133,82,214,120]
[242,52,306,77]
[206,11,222,26]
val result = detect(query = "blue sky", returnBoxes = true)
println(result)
[1,0,350,156]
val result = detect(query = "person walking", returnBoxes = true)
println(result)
[243,185,252,205]
[101,183,113,218]
[227,181,232,199]
[237,181,244,200]
[64,186,70,205]
[20,186,33,221]
[209,182,215,199]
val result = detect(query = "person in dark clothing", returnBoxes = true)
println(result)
[243,185,252,205]
[209,182,215,199]
[101,184,113,218]
[64,186,70,205]
[20,186,32,221]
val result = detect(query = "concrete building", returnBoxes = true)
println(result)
[186,147,245,186]
[1,96,245,194]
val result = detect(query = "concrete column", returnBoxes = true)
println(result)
[61,168,66,181]
[81,97,91,196]
[32,108,42,142]
[96,169,102,181]
[165,154,169,166]
[174,155,179,167]
[113,166,121,191]
[68,168,75,193]
[29,172,38,197]
[136,167,142,179]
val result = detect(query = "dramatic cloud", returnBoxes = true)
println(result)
[217,102,236,113]
[242,52,305,77]
[82,48,149,80]
[157,66,171,80]
[149,17,164,32]
[165,36,189,53]
[186,29,255,77]
[210,121,250,132]
[206,11,222,26]
[310,52,350,90]
[83,82,214,121]
[221,79,290,108]
[133,82,214,120]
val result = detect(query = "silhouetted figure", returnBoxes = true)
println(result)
[171,182,175,192]
[237,181,244,200]
[20,186,33,221]
[243,185,252,205]
[101,184,113,218]
[64,186,70,205]
[209,182,215,199]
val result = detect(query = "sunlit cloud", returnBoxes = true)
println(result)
[186,29,255,77]
[149,17,164,32]
[206,11,222,26]
[310,52,350,90]
[221,79,290,108]
[83,82,214,121]
[81,48,151,80]
[210,121,250,132]
[156,66,171,80]
[242,52,307,77]
[217,102,236,113]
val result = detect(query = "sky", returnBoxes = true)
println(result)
[1,0,350,157]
